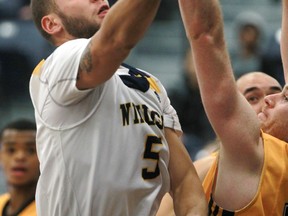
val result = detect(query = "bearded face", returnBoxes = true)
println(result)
[258,86,288,143]
[57,11,101,39]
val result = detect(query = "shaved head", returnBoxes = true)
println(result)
[236,72,282,114]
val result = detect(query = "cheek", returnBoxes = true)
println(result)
[0,156,11,168]
[270,120,288,142]
[267,108,288,137]
[249,101,262,114]
[253,104,262,114]
[29,157,40,171]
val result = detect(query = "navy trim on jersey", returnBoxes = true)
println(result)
[119,63,150,92]
[283,203,288,216]
[208,194,235,216]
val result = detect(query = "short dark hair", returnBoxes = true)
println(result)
[31,0,58,43]
[0,119,36,140]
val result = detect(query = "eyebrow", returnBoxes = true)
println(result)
[243,86,282,95]
[2,141,35,146]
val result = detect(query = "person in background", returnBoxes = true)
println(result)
[229,10,267,78]
[261,28,285,86]
[29,0,207,215]
[236,71,282,114]
[0,119,38,216]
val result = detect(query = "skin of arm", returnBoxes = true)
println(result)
[157,154,215,216]
[281,0,288,83]
[77,0,161,89]
[178,0,264,210]
[178,0,262,170]
[193,154,216,183]
[164,128,207,216]
[156,194,175,216]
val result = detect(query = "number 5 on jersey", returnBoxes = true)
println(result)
[142,135,163,180]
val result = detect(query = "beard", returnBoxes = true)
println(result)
[261,120,288,142]
[58,11,100,39]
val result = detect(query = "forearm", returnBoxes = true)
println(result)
[166,128,207,215]
[171,172,207,216]
[281,0,288,83]
[77,0,161,89]
[100,0,161,48]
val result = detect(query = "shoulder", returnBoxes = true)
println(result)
[194,153,217,183]
[20,200,37,216]
[57,38,90,51]
[120,63,167,94]
[48,38,91,63]
[42,39,92,83]
[0,193,9,203]
[262,132,288,161]
[0,193,9,211]
[262,132,287,145]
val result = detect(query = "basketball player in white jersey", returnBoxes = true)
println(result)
[29,0,207,215]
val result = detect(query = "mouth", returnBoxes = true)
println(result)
[11,166,27,177]
[98,5,109,15]
[258,112,267,121]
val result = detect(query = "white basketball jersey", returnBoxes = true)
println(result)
[30,39,182,216]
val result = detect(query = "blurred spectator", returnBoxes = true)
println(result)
[261,28,285,86]
[229,11,267,78]
[18,0,32,21]
[168,49,216,160]
[0,119,38,215]
[0,0,31,20]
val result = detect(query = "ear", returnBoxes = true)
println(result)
[41,14,62,35]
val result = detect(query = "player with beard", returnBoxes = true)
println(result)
[174,0,288,215]
[194,71,283,182]
[29,0,207,215]
[156,71,283,216]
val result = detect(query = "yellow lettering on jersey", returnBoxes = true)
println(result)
[120,103,163,129]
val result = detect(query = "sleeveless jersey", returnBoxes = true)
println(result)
[29,39,182,215]
[0,194,36,216]
[203,132,288,215]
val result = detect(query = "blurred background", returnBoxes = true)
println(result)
[0,0,283,192]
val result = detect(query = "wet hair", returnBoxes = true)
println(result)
[0,119,36,140]
[30,0,58,43]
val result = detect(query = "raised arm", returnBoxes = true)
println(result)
[281,0,288,83]
[77,0,161,89]
[178,0,261,163]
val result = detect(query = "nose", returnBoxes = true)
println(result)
[264,94,277,108]
[14,150,26,161]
